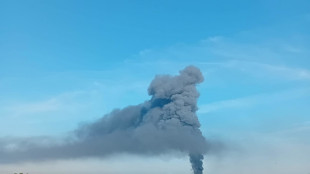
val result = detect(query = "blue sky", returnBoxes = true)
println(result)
[1,0,310,174]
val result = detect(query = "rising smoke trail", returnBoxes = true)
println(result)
[190,153,204,174]
[0,66,207,174]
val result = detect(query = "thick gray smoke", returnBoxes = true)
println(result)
[190,153,204,174]
[0,66,207,174]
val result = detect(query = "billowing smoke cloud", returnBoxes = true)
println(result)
[0,66,207,174]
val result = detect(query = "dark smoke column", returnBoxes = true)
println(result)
[148,66,206,174]
[0,66,207,174]
[190,153,204,174]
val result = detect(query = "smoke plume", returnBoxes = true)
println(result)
[0,66,207,174]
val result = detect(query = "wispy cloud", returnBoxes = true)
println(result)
[1,91,86,118]
[128,31,310,83]
[0,90,101,136]
[271,121,310,137]
[225,60,310,81]
[198,87,310,114]
[4,98,61,117]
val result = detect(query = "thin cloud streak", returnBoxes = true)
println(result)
[198,87,310,114]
